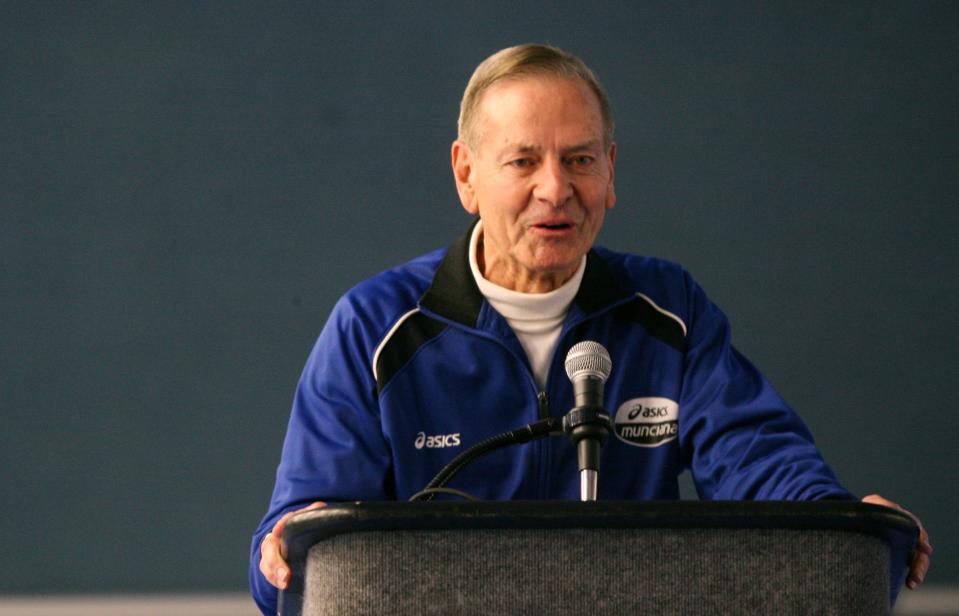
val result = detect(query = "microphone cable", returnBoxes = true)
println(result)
[409,417,562,502]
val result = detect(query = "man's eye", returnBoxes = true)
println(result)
[569,155,595,166]
[510,158,532,168]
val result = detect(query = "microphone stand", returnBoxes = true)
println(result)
[561,391,612,501]
[415,341,613,503]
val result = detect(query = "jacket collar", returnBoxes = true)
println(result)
[420,219,632,327]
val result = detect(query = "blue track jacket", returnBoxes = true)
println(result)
[250,223,853,614]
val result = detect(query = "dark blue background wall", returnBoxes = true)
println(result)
[2,1,956,593]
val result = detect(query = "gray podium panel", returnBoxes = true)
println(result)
[280,501,917,616]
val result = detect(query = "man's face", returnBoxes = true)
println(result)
[452,75,616,293]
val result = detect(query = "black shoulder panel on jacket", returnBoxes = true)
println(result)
[613,296,687,353]
[419,218,485,327]
[375,312,448,394]
[573,249,634,315]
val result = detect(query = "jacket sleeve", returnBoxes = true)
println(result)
[676,272,855,501]
[249,295,394,615]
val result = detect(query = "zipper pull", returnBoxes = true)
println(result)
[537,391,549,419]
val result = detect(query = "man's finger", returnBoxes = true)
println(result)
[260,501,327,589]
[270,512,297,560]
[258,532,287,588]
[906,527,933,589]
[917,527,934,555]
[863,494,933,590]
[908,550,930,589]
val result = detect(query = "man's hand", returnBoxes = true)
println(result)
[862,494,932,590]
[258,501,326,590]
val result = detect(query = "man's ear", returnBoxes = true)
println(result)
[604,142,617,210]
[451,140,478,215]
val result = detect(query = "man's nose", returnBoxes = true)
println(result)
[533,159,573,207]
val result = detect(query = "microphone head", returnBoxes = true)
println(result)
[564,341,612,383]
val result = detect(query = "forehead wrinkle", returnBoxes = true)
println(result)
[563,139,602,153]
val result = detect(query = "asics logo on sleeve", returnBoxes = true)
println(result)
[414,431,462,449]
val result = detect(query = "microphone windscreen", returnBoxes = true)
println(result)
[564,341,612,383]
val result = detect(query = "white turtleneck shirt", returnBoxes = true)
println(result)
[468,221,586,390]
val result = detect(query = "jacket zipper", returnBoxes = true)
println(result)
[536,390,550,499]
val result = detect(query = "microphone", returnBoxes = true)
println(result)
[562,341,612,501]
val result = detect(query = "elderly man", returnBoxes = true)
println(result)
[250,44,930,614]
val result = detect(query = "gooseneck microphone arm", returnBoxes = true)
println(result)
[410,417,563,502]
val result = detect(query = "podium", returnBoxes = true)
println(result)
[279,501,917,615]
